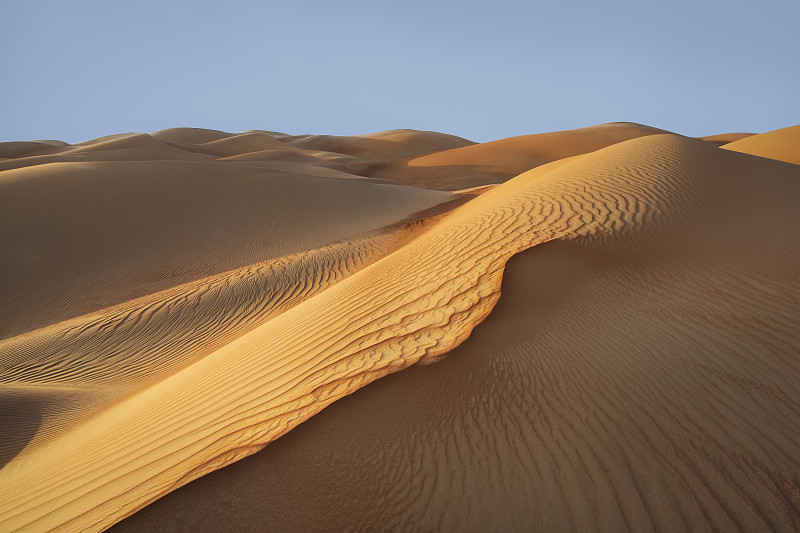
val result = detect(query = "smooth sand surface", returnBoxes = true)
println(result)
[282,129,476,162]
[1,125,799,532]
[697,132,755,146]
[364,122,671,189]
[0,160,452,339]
[0,141,71,159]
[722,124,800,164]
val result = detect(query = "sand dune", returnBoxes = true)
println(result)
[697,132,755,146]
[0,148,217,173]
[149,127,237,144]
[219,151,358,174]
[1,124,799,532]
[0,141,70,159]
[65,133,192,156]
[166,132,292,157]
[364,122,672,189]
[722,124,800,164]
[116,133,800,533]
[0,218,446,466]
[0,160,453,339]
[282,129,475,162]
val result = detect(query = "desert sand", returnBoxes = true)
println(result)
[721,124,800,164]
[1,123,799,532]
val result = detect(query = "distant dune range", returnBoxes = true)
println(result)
[0,123,799,532]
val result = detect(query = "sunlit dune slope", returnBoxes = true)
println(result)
[2,133,799,533]
[116,134,800,533]
[697,132,755,146]
[364,122,671,189]
[722,124,800,164]
[1,123,799,533]
[0,213,453,468]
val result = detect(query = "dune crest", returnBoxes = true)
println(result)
[697,131,755,146]
[1,124,799,532]
[722,124,800,164]
[363,122,672,189]
[282,129,476,162]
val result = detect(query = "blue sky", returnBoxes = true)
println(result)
[2,0,798,143]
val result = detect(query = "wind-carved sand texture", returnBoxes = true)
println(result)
[1,124,799,532]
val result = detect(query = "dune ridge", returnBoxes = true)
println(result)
[1,124,799,532]
[0,159,453,339]
[115,131,800,533]
[721,124,800,164]
[0,216,446,464]
[697,132,755,146]
[362,122,672,189]
[281,129,476,162]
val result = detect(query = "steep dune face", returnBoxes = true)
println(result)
[366,122,671,189]
[722,124,800,164]
[1,126,799,533]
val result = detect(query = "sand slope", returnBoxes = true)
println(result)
[282,129,475,162]
[116,134,800,533]
[1,126,799,532]
[722,124,800,164]
[697,132,755,146]
[0,160,452,339]
[0,141,70,159]
[365,122,671,189]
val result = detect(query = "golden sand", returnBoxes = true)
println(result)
[1,124,799,532]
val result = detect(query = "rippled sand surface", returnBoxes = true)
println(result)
[1,124,799,532]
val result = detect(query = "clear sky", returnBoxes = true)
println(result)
[2,0,798,143]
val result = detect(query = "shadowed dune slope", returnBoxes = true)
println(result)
[221,148,345,164]
[722,124,800,164]
[0,141,70,159]
[366,122,672,189]
[166,132,292,157]
[0,218,447,467]
[0,148,216,173]
[149,128,236,144]
[282,129,475,162]
[2,134,799,532]
[1,129,476,176]
[0,161,453,339]
[115,135,800,533]
[65,133,193,156]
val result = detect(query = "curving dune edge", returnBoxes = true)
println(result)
[1,124,799,532]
